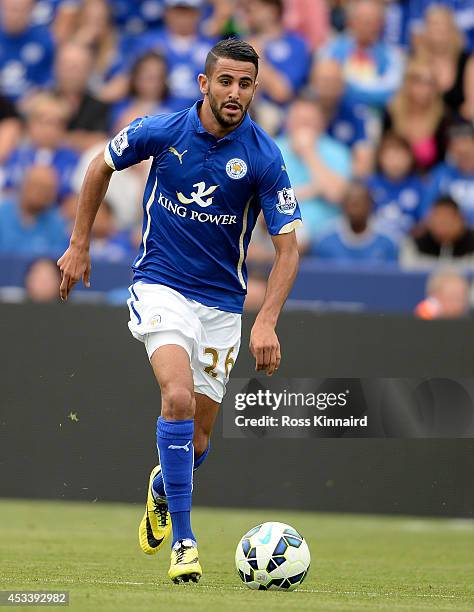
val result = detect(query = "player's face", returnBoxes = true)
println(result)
[203,59,257,129]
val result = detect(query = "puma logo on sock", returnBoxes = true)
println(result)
[168,440,192,452]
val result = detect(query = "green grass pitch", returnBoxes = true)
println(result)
[1,499,473,611]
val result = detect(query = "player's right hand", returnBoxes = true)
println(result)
[57,244,91,301]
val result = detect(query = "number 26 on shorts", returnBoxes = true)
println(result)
[204,347,235,380]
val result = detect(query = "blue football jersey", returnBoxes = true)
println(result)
[366,173,425,236]
[326,99,368,149]
[2,143,79,201]
[0,24,55,101]
[105,102,302,313]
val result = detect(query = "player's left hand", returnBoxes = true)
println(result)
[249,320,281,376]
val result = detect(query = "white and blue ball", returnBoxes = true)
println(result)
[235,521,310,591]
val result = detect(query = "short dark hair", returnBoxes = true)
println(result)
[433,195,461,212]
[448,118,474,140]
[377,131,415,174]
[205,38,259,77]
[344,180,373,206]
[379,130,412,154]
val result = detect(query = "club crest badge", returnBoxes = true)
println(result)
[226,158,247,180]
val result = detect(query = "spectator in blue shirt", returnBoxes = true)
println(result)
[0,0,55,102]
[310,57,374,177]
[320,0,404,110]
[1,92,79,204]
[312,181,399,263]
[0,165,68,256]
[242,0,311,133]
[89,200,135,263]
[276,96,352,239]
[423,120,474,224]
[366,131,425,239]
[383,0,411,48]
[128,0,215,112]
[111,0,164,40]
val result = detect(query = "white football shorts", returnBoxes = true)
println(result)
[127,282,241,403]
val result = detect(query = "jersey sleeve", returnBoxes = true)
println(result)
[104,116,160,171]
[257,152,303,235]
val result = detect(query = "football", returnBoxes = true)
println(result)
[235,521,311,591]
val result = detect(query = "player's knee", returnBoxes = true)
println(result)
[193,428,209,457]
[161,385,195,420]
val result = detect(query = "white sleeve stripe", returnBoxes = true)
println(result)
[104,144,116,170]
[278,219,303,234]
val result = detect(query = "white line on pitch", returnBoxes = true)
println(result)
[11,577,461,599]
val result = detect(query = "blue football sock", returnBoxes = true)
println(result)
[152,441,210,499]
[171,512,196,547]
[156,417,195,545]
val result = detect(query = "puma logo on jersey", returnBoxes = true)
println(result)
[167,440,192,452]
[168,146,188,165]
[177,182,219,208]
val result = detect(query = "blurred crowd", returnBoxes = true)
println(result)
[0,0,472,313]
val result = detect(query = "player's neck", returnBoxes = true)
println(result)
[198,99,241,140]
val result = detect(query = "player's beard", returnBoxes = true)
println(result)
[208,89,248,129]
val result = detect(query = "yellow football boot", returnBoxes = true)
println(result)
[168,539,202,584]
[138,465,171,554]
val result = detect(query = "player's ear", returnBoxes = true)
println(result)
[198,73,209,95]
[251,80,259,102]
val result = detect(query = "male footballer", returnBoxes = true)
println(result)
[58,38,302,584]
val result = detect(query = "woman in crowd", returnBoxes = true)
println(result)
[414,5,474,120]
[383,59,449,172]
[111,51,170,132]
[73,0,127,102]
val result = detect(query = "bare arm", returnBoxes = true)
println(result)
[98,73,130,104]
[256,62,294,104]
[303,148,348,203]
[201,0,234,38]
[461,55,474,120]
[291,129,348,203]
[0,118,22,164]
[247,37,294,104]
[249,230,300,375]
[57,152,114,300]
[53,4,79,43]
[352,142,375,178]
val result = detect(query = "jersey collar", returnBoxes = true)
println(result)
[189,100,251,141]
